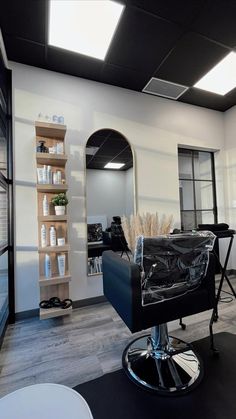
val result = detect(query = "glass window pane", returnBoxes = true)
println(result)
[179,180,194,210]
[195,181,213,210]
[181,211,195,230]
[0,185,7,247]
[194,151,212,180]
[0,250,8,324]
[0,89,7,114]
[197,211,215,226]
[0,122,7,177]
[178,149,193,179]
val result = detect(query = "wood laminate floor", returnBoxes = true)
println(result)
[1,282,236,397]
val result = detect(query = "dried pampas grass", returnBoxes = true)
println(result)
[122,212,173,254]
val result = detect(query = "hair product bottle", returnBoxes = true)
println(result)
[44,254,51,278]
[56,142,64,154]
[57,253,65,276]
[43,165,47,184]
[41,224,47,248]
[49,225,57,246]
[37,168,44,184]
[47,165,52,184]
[56,170,62,184]
[42,194,49,216]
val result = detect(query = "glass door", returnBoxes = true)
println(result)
[0,47,14,340]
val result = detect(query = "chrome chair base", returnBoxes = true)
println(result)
[122,328,203,395]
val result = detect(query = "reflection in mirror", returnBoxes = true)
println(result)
[86,129,134,276]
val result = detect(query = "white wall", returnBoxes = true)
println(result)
[11,61,225,312]
[125,168,134,217]
[86,168,133,226]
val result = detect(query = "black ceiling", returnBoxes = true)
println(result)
[86,129,133,171]
[1,0,236,111]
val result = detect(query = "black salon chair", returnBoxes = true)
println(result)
[102,232,216,395]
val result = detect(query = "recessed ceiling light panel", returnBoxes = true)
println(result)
[194,52,236,95]
[104,162,125,169]
[48,0,125,60]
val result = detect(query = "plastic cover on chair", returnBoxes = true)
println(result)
[134,231,216,306]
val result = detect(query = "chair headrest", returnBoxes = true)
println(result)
[134,231,216,306]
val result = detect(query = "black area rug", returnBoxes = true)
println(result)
[74,333,236,419]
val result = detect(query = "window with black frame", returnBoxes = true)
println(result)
[0,48,14,340]
[178,148,217,231]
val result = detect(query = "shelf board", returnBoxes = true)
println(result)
[38,245,70,253]
[88,272,103,276]
[38,215,68,221]
[35,121,66,139]
[36,153,67,166]
[37,184,68,192]
[40,305,72,320]
[39,274,71,286]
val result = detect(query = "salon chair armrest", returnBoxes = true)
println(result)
[102,251,142,332]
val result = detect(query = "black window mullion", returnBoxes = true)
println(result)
[211,153,218,223]
[191,151,198,228]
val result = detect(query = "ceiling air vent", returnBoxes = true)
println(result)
[142,77,188,100]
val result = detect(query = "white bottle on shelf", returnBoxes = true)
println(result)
[53,172,58,184]
[49,225,57,246]
[47,165,52,184]
[42,194,49,216]
[44,254,51,278]
[41,224,47,248]
[56,170,62,184]
[56,142,64,154]
[57,253,66,276]
[43,165,47,184]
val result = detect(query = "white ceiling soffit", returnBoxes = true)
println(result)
[142,77,188,100]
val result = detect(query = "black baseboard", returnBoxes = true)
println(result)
[15,308,39,321]
[0,316,9,350]
[72,295,106,309]
[15,295,107,321]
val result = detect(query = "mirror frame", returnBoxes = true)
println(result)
[85,128,137,276]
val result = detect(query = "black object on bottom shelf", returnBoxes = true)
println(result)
[39,297,72,309]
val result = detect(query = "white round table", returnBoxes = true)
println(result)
[0,383,93,419]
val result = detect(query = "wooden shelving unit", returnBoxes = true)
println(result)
[38,215,68,222]
[37,184,68,193]
[40,306,72,320]
[39,274,71,286]
[35,121,66,139]
[38,245,70,253]
[36,153,68,166]
[35,121,71,320]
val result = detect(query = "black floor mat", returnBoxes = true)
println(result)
[74,333,236,419]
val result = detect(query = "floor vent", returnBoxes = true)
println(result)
[142,77,188,100]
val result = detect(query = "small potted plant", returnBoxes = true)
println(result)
[51,193,68,215]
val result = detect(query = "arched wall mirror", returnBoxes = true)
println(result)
[86,129,135,276]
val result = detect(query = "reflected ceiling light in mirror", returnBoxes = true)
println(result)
[86,146,99,156]
[48,0,125,60]
[194,52,236,95]
[104,162,125,169]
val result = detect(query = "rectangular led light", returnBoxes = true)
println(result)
[104,162,125,169]
[194,52,236,95]
[48,0,125,60]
